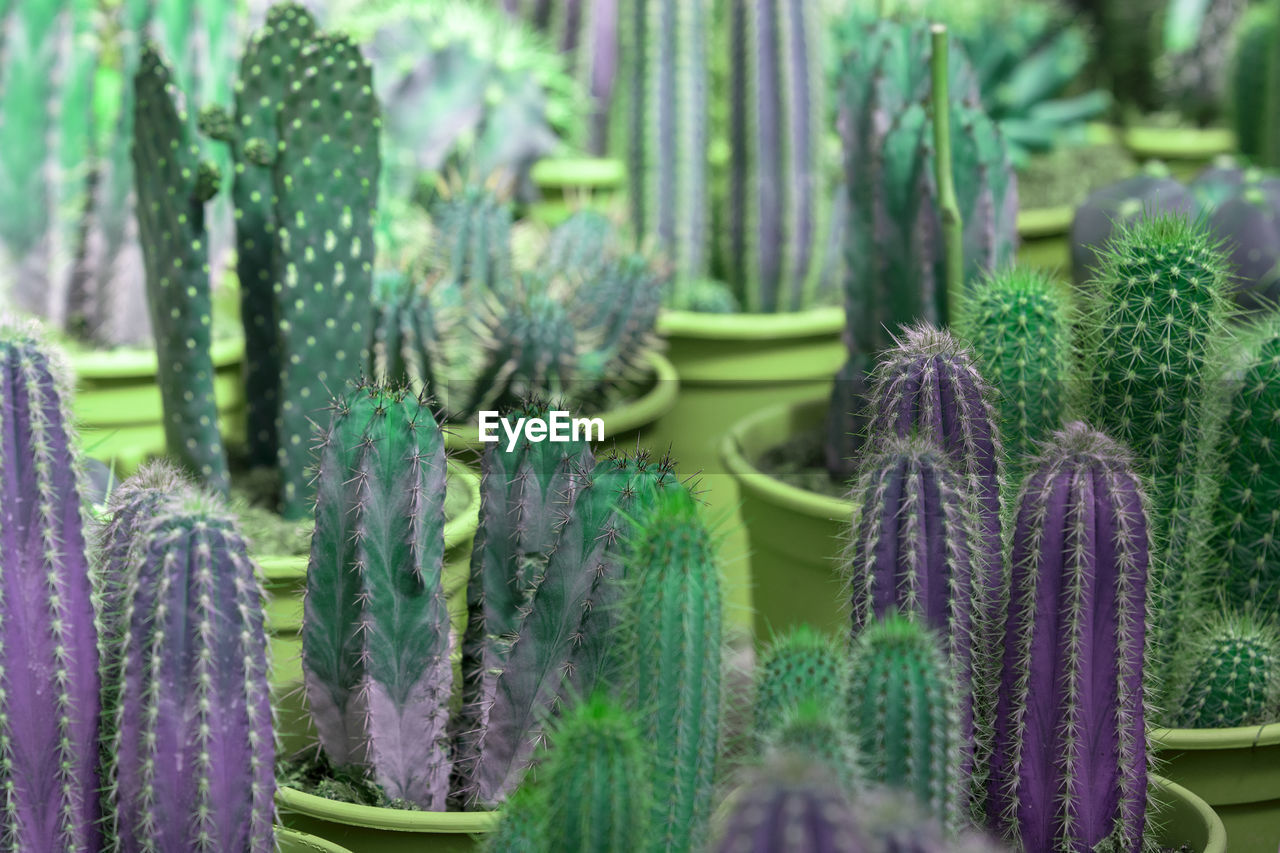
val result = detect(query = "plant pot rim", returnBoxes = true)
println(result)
[277,826,355,853]
[530,155,625,187]
[1122,125,1235,159]
[275,785,500,835]
[256,457,481,582]
[68,335,245,380]
[719,395,850,522]
[1150,719,1280,750]
[1150,773,1228,853]
[658,305,845,341]
[1016,204,1075,238]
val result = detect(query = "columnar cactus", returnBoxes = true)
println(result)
[1158,0,1245,125]
[847,614,962,832]
[370,273,458,404]
[107,491,275,851]
[753,625,850,738]
[301,383,453,809]
[618,486,722,853]
[724,0,825,312]
[132,43,230,494]
[1175,609,1280,729]
[712,757,867,853]
[1231,4,1278,166]
[987,422,1150,852]
[954,267,1069,465]
[482,782,543,853]
[428,185,515,295]
[762,701,862,794]
[0,321,100,851]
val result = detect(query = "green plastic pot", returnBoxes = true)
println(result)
[278,826,357,853]
[643,308,845,636]
[275,786,498,853]
[68,336,246,475]
[1016,204,1074,277]
[1151,774,1228,853]
[263,458,481,691]
[1150,721,1280,852]
[1121,126,1236,181]
[526,155,625,226]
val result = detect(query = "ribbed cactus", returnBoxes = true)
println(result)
[761,701,862,794]
[724,0,825,312]
[428,185,515,295]
[106,490,275,851]
[987,422,1150,852]
[482,781,543,853]
[132,43,230,495]
[625,0,710,281]
[954,267,1069,465]
[618,486,722,853]
[302,383,453,809]
[1231,5,1277,166]
[712,757,867,853]
[847,614,962,832]
[370,273,458,404]
[1175,609,1280,729]
[753,625,849,738]
[0,321,100,851]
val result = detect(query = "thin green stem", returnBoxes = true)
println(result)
[930,23,963,326]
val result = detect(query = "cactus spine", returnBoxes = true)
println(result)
[753,625,849,739]
[1175,609,1280,729]
[0,321,100,851]
[725,0,825,312]
[107,490,275,851]
[987,423,1150,852]
[302,384,453,809]
[131,43,230,494]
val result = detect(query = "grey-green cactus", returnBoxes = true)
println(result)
[753,625,849,739]
[711,757,867,853]
[1175,609,1280,729]
[761,701,862,794]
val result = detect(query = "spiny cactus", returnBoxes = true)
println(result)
[987,422,1150,852]
[106,490,275,851]
[370,272,458,404]
[762,701,862,794]
[482,781,543,853]
[724,0,825,312]
[1231,4,1278,166]
[847,614,962,833]
[302,383,453,809]
[427,185,515,294]
[712,755,866,853]
[0,321,100,851]
[1175,609,1280,729]
[625,0,711,282]
[753,625,849,739]
[954,267,1070,465]
[618,486,722,853]
[855,786,1009,853]
[132,43,230,495]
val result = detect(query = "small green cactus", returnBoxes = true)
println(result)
[761,700,862,794]
[753,625,850,739]
[1175,609,1280,729]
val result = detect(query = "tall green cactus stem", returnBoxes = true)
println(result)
[1175,609,1280,729]
[753,625,850,738]
[725,0,824,312]
[428,186,514,295]
[1231,6,1274,165]
[619,487,722,853]
[482,780,544,853]
[847,613,962,833]
[132,43,230,495]
[0,321,101,851]
[712,756,866,852]
[369,272,457,403]
[987,422,1150,852]
[931,24,964,324]
[954,267,1069,465]
[536,695,654,853]
[625,0,710,280]
[302,384,453,809]
[108,492,275,851]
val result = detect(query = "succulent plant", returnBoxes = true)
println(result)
[847,614,963,833]
[1231,4,1279,167]
[711,757,867,853]
[482,781,544,853]
[0,321,101,851]
[761,700,862,795]
[1157,0,1246,125]
[987,422,1150,852]
[855,786,1010,853]
[753,625,849,740]
[370,272,459,405]
[302,383,453,809]
[132,42,230,495]
[617,486,722,853]
[105,488,275,851]
[427,184,516,295]
[1175,608,1280,729]
[1206,174,1280,312]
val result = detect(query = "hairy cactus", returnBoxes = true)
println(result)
[954,267,1070,465]
[302,383,453,809]
[132,43,230,494]
[0,321,100,851]
[847,614,962,832]
[987,422,1150,852]
[106,491,275,851]
[753,625,849,738]
[625,0,711,281]
[1175,609,1280,729]
[724,0,825,312]
[712,757,867,853]
[618,487,722,853]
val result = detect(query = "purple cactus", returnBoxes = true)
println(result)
[986,422,1150,852]
[0,321,101,851]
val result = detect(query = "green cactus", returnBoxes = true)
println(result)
[753,625,850,739]
[131,43,230,495]
[1175,609,1280,729]
[1231,5,1274,166]
[846,613,962,833]
[618,486,722,853]
[954,267,1070,465]
[761,700,862,794]
[369,272,459,404]
[482,778,544,853]
[426,184,515,295]
[301,383,453,809]
[1158,0,1245,125]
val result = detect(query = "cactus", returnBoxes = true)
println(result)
[855,787,1009,853]
[847,613,963,832]
[1069,163,1196,286]
[724,0,825,312]
[482,781,543,853]
[301,383,453,809]
[953,267,1070,465]
[269,31,380,519]
[625,0,711,281]
[427,185,515,295]
[1175,609,1280,729]
[106,490,275,851]
[1157,0,1245,125]
[1206,174,1280,312]
[132,43,230,495]
[1231,4,1277,166]
[0,321,101,851]
[761,701,862,794]
[753,625,849,739]
[369,272,458,404]
[617,486,722,853]
[987,422,1150,852]
[711,757,866,853]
